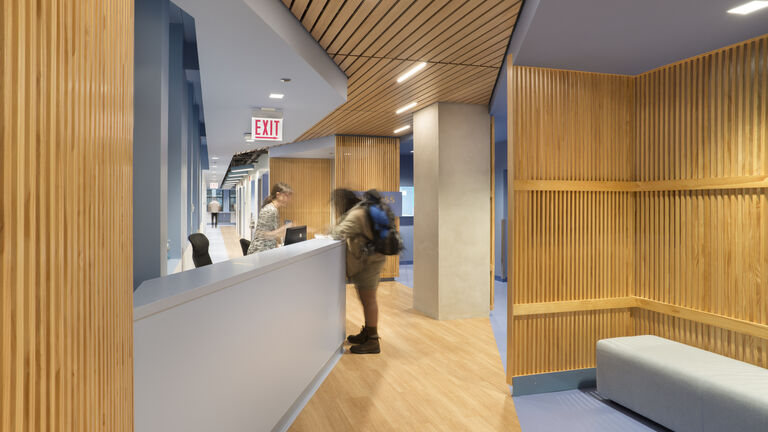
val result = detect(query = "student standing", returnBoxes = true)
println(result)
[331,189,387,354]
[247,182,293,254]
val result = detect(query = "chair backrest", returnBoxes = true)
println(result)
[239,238,251,256]
[188,233,213,268]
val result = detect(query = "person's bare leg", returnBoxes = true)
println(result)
[358,288,379,330]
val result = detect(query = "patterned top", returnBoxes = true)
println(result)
[247,203,279,254]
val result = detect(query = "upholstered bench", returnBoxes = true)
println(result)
[597,335,768,432]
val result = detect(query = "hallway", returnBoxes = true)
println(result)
[290,282,521,431]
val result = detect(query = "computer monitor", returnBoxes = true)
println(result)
[284,225,307,245]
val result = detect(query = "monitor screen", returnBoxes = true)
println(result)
[284,225,307,246]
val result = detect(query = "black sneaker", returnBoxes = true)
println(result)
[347,326,368,344]
[350,337,380,354]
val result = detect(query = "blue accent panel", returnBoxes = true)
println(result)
[167,23,184,260]
[512,368,597,396]
[134,0,169,289]
[399,260,413,265]
[400,153,414,186]
[200,144,209,170]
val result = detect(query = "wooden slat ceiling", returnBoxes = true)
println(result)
[282,0,523,141]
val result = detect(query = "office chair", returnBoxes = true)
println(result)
[188,233,213,268]
[240,238,251,256]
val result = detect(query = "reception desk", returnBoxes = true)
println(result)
[133,239,346,432]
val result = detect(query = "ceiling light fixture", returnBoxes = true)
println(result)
[396,102,417,114]
[212,157,219,160]
[269,93,284,99]
[397,62,427,83]
[394,125,411,133]
[728,1,768,14]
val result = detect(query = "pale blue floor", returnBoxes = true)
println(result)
[490,280,669,432]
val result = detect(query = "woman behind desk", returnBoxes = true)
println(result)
[247,182,293,255]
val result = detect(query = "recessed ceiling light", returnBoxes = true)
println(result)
[397,62,427,83]
[269,93,284,99]
[394,125,411,133]
[396,102,417,114]
[728,1,768,14]
[246,139,256,143]
[212,157,219,160]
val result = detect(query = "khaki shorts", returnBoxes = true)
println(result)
[350,258,386,291]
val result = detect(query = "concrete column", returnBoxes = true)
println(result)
[167,23,184,260]
[134,0,169,289]
[413,103,491,320]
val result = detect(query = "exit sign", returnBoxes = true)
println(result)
[251,117,283,141]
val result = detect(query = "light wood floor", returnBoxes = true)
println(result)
[219,225,245,258]
[289,282,521,432]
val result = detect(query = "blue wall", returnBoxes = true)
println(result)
[134,0,206,288]
[400,153,414,264]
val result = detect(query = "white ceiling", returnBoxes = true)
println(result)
[513,0,768,75]
[170,0,347,184]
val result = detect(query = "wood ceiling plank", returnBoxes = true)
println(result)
[380,0,487,60]
[335,1,416,68]
[310,0,345,41]
[450,31,513,66]
[301,0,329,31]
[291,0,311,20]
[410,0,507,63]
[347,1,444,59]
[317,0,365,50]
[428,1,519,64]
[325,0,387,54]
[328,2,400,55]
[283,0,523,142]
[282,0,292,9]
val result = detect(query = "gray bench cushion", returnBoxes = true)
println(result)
[597,335,768,432]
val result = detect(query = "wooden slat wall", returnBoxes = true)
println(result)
[1,0,134,431]
[508,35,768,382]
[269,158,332,239]
[508,66,636,378]
[335,135,400,278]
[634,36,768,368]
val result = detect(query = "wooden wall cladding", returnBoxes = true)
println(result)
[269,158,332,239]
[281,0,522,140]
[508,65,637,379]
[508,35,768,382]
[335,135,400,278]
[634,36,768,367]
[1,0,134,430]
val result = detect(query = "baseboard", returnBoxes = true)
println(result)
[494,275,507,282]
[511,368,596,396]
[271,345,343,432]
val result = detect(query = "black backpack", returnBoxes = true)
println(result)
[360,190,404,256]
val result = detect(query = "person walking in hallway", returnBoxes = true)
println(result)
[208,198,222,228]
[331,189,387,354]
[247,182,293,254]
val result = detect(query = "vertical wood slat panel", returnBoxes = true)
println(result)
[1,0,134,430]
[334,135,400,278]
[508,67,636,379]
[507,35,768,382]
[634,36,768,368]
[269,158,332,239]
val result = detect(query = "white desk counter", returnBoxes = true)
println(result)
[133,239,346,432]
